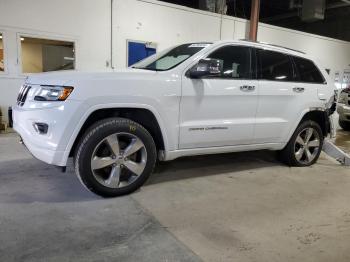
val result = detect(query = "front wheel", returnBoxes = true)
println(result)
[74,118,157,197]
[279,121,324,167]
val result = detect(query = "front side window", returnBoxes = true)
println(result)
[132,43,211,71]
[293,56,325,84]
[0,33,4,72]
[20,36,75,73]
[258,49,294,81]
[207,46,251,79]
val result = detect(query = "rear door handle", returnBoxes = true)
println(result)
[293,87,305,93]
[240,85,255,92]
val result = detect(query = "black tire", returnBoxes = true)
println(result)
[74,117,157,197]
[339,120,350,131]
[279,120,324,167]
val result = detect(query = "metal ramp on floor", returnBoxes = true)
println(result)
[323,139,350,166]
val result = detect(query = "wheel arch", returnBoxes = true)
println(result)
[66,105,168,160]
[288,109,330,142]
[299,110,329,136]
[285,108,331,143]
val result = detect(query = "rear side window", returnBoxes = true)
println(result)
[207,46,251,79]
[257,49,294,81]
[293,56,325,84]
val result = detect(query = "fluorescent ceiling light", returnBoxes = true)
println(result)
[0,35,2,39]
[20,37,24,41]
[275,75,287,80]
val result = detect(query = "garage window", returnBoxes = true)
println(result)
[20,36,75,73]
[0,33,4,72]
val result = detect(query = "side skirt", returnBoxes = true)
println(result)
[160,143,285,161]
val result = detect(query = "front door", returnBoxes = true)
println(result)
[179,45,259,149]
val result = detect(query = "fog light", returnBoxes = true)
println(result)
[33,123,48,134]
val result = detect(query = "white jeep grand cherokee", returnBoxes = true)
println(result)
[13,40,336,197]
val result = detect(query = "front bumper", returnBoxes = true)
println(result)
[12,100,82,166]
[337,103,350,122]
[17,133,66,165]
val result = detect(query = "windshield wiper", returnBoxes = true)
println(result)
[131,67,164,72]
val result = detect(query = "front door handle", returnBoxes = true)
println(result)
[293,87,305,93]
[240,85,255,92]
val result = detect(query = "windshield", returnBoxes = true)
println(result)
[132,43,212,71]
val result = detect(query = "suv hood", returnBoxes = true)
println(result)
[26,68,157,86]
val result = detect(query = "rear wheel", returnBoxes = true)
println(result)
[339,120,350,131]
[74,118,157,197]
[279,121,323,167]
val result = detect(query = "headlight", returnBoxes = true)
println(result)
[34,86,74,101]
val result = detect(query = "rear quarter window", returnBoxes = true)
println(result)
[293,56,326,84]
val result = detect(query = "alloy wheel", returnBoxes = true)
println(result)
[294,127,321,165]
[91,132,147,188]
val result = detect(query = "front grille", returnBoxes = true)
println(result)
[17,85,31,106]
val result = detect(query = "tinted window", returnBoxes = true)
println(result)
[293,56,325,84]
[208,46,251,79]
[258,49,294,81]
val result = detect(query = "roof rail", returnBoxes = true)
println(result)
[238,39,306,54]
[267,44,306,54]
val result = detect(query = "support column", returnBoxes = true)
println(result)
[249,0,260,41]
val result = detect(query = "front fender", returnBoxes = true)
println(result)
[60,101,172,166]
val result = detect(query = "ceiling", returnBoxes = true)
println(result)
[159,0,350,42]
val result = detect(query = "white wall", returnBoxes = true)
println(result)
[113,0,236,67]
[113,0,350,80]
[0,0,349,123]
[0,0,111,121]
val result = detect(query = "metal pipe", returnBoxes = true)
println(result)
[110,0,114,69]
[218,0,226,40]
[249,0,260,41]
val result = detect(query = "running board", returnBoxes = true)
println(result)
[322,139,350,166]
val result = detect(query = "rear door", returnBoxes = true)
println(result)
[254,49,319,144]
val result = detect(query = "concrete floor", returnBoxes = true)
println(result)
[334,129,350,154]
[0,134,200,262]
[0,132,349,262]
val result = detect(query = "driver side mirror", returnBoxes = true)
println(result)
[188,58,223,79]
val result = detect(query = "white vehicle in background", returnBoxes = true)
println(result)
[337,86,350,131]
[13,40,336,197]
